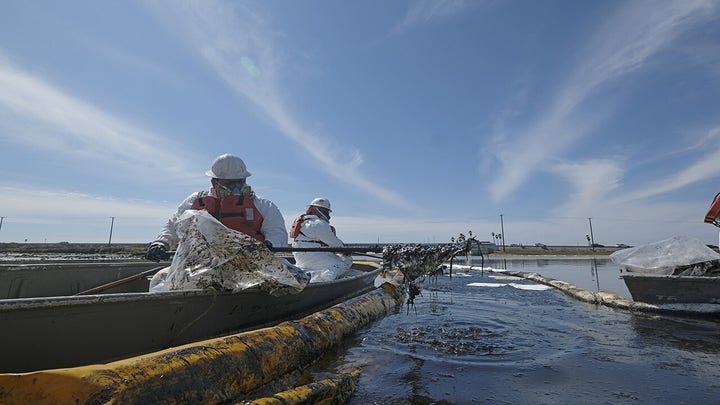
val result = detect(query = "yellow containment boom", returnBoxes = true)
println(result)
[0,278,403,404]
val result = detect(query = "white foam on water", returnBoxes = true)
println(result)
[467,282,504,288]
[510,283,552,291]
[467,282,552,291]
[489,275,523,281]
[447,272,473,278]
[488,268,507,273]
[450,264,494,272]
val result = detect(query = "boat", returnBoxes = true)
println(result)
[615,243,720,305]
[0,261,165,298]
[0,266,404,404]
[620,272,720,305]
[0,259,383,373]
[610,190,720,307]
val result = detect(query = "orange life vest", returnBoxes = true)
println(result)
[290,214,335,245]
[191,195,265,241]
[705,192,720,227]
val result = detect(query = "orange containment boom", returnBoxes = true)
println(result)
[704,192,720,228]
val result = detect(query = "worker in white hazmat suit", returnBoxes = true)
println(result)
[290,198,352,281]
[145,154,288,261]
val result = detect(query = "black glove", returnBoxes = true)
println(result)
[146,244,169,262]
[263,240,273,249]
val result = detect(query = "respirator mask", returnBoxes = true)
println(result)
[213,179,248,198]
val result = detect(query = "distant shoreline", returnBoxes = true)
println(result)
[489,246,621,256]
[0,242,625,257]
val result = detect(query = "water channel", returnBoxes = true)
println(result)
[331,256,720,404]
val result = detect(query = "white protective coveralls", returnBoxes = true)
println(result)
[292,215,352,282]
[150,190,288,251]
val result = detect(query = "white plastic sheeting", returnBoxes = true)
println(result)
[150,210,309,295]
[610,235,720,275]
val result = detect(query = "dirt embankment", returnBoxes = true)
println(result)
[0,242,622,257]
[0,243,147,256]
[489,245,622,256]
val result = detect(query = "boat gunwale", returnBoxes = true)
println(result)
[0,264,383,310]
[620,273,720,281]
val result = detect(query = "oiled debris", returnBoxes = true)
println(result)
[596,291,634,308]
[154,209,309,295]
[244,368,361,405]
[509,271,599,304]
[382,243,466,281]
[382,242,468,307]
[390,325,505,355]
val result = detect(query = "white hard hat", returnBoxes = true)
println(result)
[309,197,331,211]
[205,154,252,179]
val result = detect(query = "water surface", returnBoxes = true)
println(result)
[479,255,631,299]
[333,257,720,404]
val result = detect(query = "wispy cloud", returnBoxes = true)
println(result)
[0,185,178,243]
[145,0,417,211]
[618,127,720,202]
[328,201,716,246]
[550,159,624,218]
[0,185,175,221]
[0,53,201,185]
[392,0,474,33]
[486,0,719,202]
[514,158,716,245]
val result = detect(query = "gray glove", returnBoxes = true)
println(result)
[145,243,169,262]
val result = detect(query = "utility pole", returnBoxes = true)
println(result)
[499,214,506,252]
[108,217,115,247]
[588,217,595,252]
[0,216,5,233]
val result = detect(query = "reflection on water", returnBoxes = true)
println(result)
[591,257,601,291]
[339,258,720,404]
[630,314,720,355]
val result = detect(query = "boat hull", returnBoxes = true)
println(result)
[0,262,382,373]
[621,273,720,305]
[0,262,165,298]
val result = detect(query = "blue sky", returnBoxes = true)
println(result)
[1,0,720,247]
